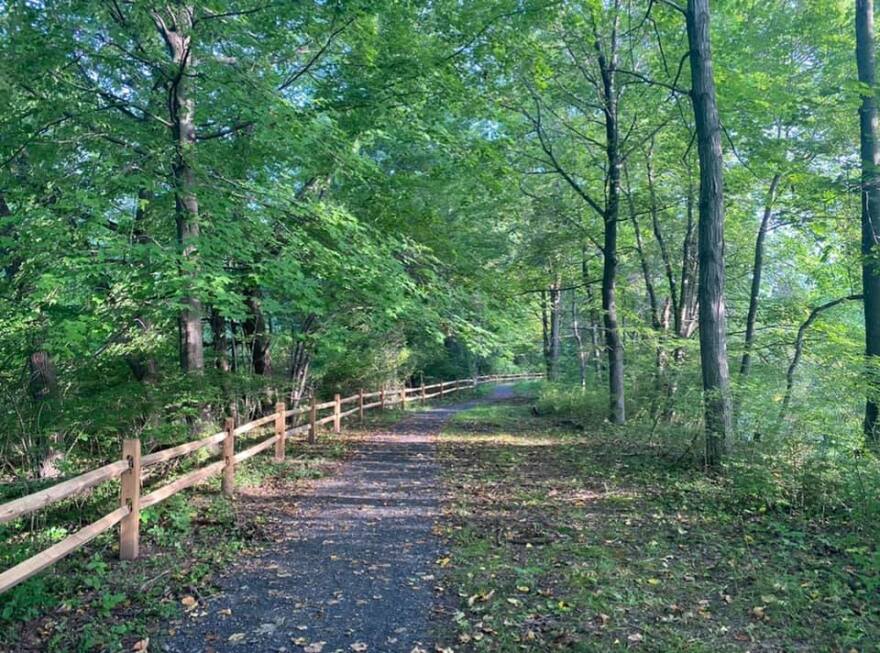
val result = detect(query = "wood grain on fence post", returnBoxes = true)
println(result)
[275,402,286,461]
[401,386,406,410]
[380,389,385,411]
[222,417,235,497]
[119,438,141,561]
[334,393,341,434]
[309,395,317,444]
[421,383,426,400]
[439,382,444,399]
[358,389,365,421]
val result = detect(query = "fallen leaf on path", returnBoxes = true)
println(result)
[350,643,368,652]
[228,633,246,643]
[304,642,326,653]
[180,595,197,610]
[132,639,149,652]
[467,589,494,606]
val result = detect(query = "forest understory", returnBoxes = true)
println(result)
[440,383,879,652]
[5,384,877,652]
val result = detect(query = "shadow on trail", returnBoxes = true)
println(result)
[162,386,515,653]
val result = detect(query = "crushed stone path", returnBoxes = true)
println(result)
[162,385,514,653]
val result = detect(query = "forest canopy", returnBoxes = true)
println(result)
[0,0,876,474]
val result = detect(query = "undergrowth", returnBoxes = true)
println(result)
[439,385,880,651]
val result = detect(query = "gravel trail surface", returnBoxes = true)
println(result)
[162,386,512,653]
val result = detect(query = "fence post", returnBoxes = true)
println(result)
[334,393,341,434]
[275,401,286,462]
[119,438,141,561]
[401,386,407,411]
[358,388,365,421]
[421,383,426,401]
[439,381,444,399]
[380,388,385,411]
[223,417,235,497]
[309,395,317,444]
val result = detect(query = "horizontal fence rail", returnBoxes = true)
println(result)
[0,372,542,594]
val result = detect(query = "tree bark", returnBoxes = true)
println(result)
[153,7,204,373]
[243,288,271,375]
[739,173,782,377]
[645,141,680,324]
[210,308,230,372]
[541,289,552,378]
[598,24,626,424]
[856,0,880,447]
[625,164,661,330]
[687,0,733,465]
[678,165,699,342]
[571,290,588,389]
[287,314,316,409]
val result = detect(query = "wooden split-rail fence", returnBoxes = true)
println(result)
[0,372,542,594]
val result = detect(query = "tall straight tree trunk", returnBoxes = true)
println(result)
[583,273,604,377]
[541,289,552,378]
[645,141,679,322]
[598,24,626,424]
[550,280,562,380]
[572,291,588,389]
[153,7,204,373]
[856,0,880,447]
[625,164,661,330]
[244,288,272,375]
[287,314,316,409]
[678,165,699,342]
[739,173,782,377]
[687,0,732,465]
[210,309,230,372]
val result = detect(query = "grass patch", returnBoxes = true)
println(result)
[438,395,880,652]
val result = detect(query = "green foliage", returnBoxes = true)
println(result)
[441,396,880,652]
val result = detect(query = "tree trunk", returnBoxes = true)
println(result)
[287,315,316,409]
[625,164,661,330]
[598,27,626,424]
[739,173,782,377]
[646,141,680,323]
[541,289,552,378]
[153,7,204,373]
[856,0,880,447]
[244,288,271,375]
[549,279,562,381]
[210,308,230,372]
[571,291,588,390]
[687,0,733,465]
